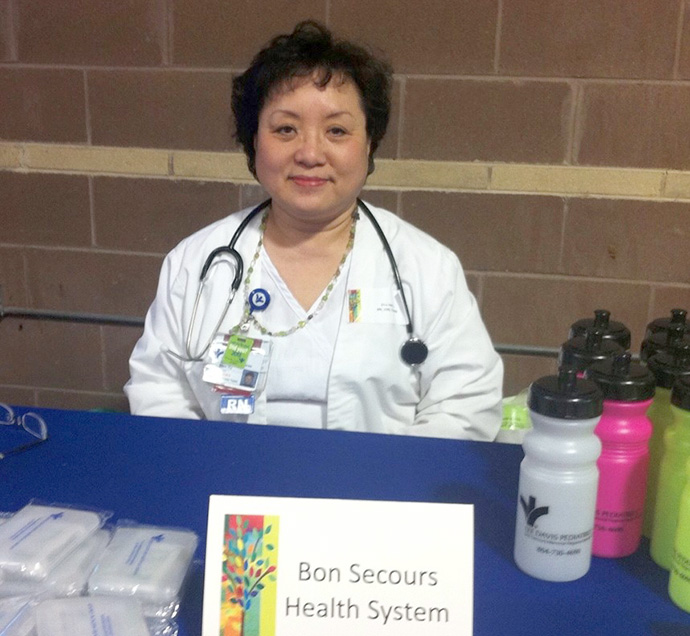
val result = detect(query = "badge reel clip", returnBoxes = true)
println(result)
[201,289,272,416]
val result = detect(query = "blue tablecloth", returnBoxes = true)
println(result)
[1,407,689,635]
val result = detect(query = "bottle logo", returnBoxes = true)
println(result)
[520,495,549,527]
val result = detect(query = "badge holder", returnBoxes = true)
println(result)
[201,289,272,415]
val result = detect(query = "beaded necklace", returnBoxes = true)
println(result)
[236,209,358,337]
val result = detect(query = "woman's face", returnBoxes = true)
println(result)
[254,75,371,226]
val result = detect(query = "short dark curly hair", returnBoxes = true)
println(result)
[232,21,393,177]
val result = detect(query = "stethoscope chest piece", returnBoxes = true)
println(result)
[401,337,428,366]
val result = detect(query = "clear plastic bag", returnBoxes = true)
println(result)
[146,616,180,636]
[35,597,150,636]
[0,595,38,636]
[0,528,111,599]
[88,523,198,619]
[0,502,110,581]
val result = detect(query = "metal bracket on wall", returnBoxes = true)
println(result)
[0,285,145,328]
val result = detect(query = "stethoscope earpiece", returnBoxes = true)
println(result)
[401,338,428,366]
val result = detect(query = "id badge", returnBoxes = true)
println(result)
[348,287,407,324]
[202,333,272,414]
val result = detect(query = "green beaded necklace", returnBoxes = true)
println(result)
[236,210,358,337]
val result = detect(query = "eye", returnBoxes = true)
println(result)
[328,126,348,137]
[274,125,296,136]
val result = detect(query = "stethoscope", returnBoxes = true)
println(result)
[170,198,428,367]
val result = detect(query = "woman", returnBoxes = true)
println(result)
[125,21,503,440]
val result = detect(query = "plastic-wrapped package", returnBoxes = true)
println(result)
[146,616,179,636]
[88,524,198,619]
[0,528,111,599]
[0,512,12,587]
[0,503,109,582]
[35,597,149,636]
[0,595,37,636]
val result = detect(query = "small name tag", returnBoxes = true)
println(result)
[219,394,255,415]
[202,495,474,635]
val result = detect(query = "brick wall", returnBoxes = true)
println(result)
[1,0,689,411]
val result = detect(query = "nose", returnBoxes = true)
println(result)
[294,131,326,167]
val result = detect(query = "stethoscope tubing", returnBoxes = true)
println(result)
[356,198,415,338]
[177,199,271,361]
[173,198,427,365]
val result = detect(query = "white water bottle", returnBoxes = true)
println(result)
[514,367,603,581]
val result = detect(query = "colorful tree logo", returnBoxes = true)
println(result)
[220,515,279,636]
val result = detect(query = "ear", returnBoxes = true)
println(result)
[366,138,375,176]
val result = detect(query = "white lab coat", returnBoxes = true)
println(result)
[125,202,503,440]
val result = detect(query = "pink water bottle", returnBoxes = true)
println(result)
[586,352,655,557]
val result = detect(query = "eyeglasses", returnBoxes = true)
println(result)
[0,403,48,459]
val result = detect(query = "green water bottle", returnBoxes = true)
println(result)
[646,308,687,339]
[669,456,690,613]
[651,376,690,569]
[641,323,690,363]
[643,343,690,538]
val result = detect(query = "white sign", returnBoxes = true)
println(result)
[202,495,474,636]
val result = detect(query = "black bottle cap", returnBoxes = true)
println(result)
[528,367,603,419]
[645,308,688,338]
[671,376,690,411]
[585,352,656,401]
[569,309,632,350]
[647,343,690,389]
[559,329,626,372]
[640,323,690,362]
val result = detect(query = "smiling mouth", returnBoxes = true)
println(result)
[290,176,330,187]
